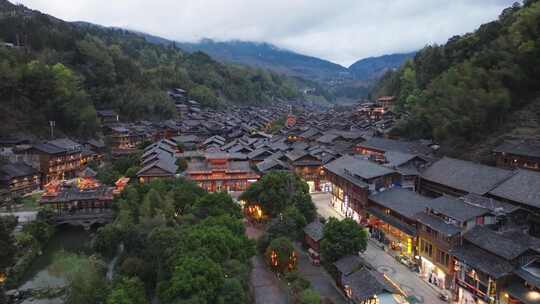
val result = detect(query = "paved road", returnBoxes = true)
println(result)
[250,255,289,304]
[245,221,290,304]
[311,193,446,304]
[294,242,346,304]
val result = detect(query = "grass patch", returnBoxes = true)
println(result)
[48,251,92,278]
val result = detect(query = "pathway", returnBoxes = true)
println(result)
[245,220,289,304]
[311,192,446,304]
[293,242,346,304]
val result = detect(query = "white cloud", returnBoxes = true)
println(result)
[16,0,516,66]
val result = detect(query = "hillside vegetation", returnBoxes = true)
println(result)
[373,0,540,156]
[0,0,299,138]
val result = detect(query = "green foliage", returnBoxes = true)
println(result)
[158,255,224,303]
[176,158,188,173]
[0,6,300,137]
[93,224,122,258]
[265,207,307,241]
[21,220,55,246]
[0,216,17,270]
[59,254,109,304]
[98,177,254,303]
[192,192,242,219]
[299,289,321,304]
[189,84,221,108]
[106,277,148,304]
[180,224,254,264]
[265,237,296,273]
[240,171,314,219]
[373,1,540,150]
[218,278,246,304]
[320,218,367,263]
[268,115,286,134]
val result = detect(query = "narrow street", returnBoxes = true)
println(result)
[245,221,290,304]
[311,193,446,304]
[293,242,346,304]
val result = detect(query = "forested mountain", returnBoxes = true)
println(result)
[0,0,299,138]
[373,0,540,158]
[175,39,350,83]
[348,52,416,80]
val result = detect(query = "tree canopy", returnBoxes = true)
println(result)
[90,178,255,303]
[372,0,540,154]
[240,171,316,221]
[0,3,300,137]
[320,218,368,263]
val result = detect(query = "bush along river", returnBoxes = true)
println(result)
[6,225,118,304]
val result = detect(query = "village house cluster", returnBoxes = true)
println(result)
[1,93,539,303]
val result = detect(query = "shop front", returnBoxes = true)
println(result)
[367,208,416,259]
[420,257,447,290]
[457,286,489,304]
[306,180,316,193]
[330,185,361,222]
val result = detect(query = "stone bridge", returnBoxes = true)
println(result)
[53,211,114,229]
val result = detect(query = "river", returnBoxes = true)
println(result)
[16,225,94,304]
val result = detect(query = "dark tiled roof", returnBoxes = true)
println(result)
[358,137,432,155]
[303,220,324,242]
[493,140,540,158]
[285,149,308,162]
[247,148,273,160]
[489,169,540,209]
[317,133,341,144]
[40,186,114,204]
[48,138,81,150]
[342,268,399,302]
[415,212,461,236]
[255,159,288,173]
[429,196,489,222]
[299,128,322,139]
[137,158,177,176]
[464,226,530,260]
[334,255,365,276]
[384,151,424,167]
[505,280,540,304]
[451,245,514,279]
[368,188,433,219]
[32,143,67,154]
[325,155,395,182]
[0,162,36,180]
[421,157,514,195]
[367,207,417,236]
[460,193,520,215]
[515,265,540,289]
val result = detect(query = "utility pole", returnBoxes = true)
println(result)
[49,121,55,139]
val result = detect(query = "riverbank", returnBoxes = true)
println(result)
[6,226,94,304]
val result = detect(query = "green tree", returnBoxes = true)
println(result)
[158,255,224,303]
[0,216,17,270]
[93,224,122,258]
[299,289,321,304]
[217,278,246,304]
[320,218,367,263]
[265,237,297,273]
[192,192,242,219]
[65,256,109,304]
[106,277,148,304]
[176,158,188,173]
[240,171,313,219]
[189,84,219,108]
[22,220,54,246]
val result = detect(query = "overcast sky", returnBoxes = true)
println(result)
[16,0,517,66]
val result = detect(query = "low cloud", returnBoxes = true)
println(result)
[17,0,516,66]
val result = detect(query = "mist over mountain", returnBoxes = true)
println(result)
[348,52,416,80]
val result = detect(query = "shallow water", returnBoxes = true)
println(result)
[16,225,94,303]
